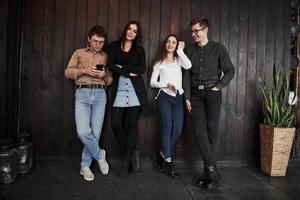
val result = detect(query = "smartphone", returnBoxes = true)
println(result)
[96,64,104,71]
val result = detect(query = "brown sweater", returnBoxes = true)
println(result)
[65,47,113,86]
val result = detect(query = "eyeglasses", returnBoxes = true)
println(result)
[91,39,105,44]
[189,28,205,34]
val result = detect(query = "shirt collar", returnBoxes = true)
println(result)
[85,46,104,55]
[194,40,212,51]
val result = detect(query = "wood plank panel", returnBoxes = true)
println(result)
[119,0,130,35]
[170,0,181,36]
[283,0,291,72]
[234,0,248,160]
[130,0,140,21]
[107,0,119,42]
[218,0,230,161]
[0,0,8,138]
[191,0,200,20]
[146,0,161,157]
[160,0,171,41]
[75,0,87,48]
[224,0,239,160]
[87,0,98,32]
[23,0,45,154]
[4,0,23,140]
[51,0,66,154]
[97,0,109,31]
[264,0,276,88]
[209,0,220,42]
[179,0,191,44]
[139,0,151,157]
[244,0,258,161]
[274,0,285,70]
[62,0,77,155]
[40,0,55,155]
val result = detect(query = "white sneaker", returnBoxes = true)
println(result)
[98,149,109,174]
[80,166,94,181]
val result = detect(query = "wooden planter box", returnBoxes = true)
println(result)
[260,124,295,176]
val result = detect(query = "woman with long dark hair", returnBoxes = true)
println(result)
[150,34,191,177]
[107,21,149,178]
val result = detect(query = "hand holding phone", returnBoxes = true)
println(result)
[167,83,176,93]
[96,64,104,71]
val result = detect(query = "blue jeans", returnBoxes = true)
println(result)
[157,91,184,159]
[75,88,107,167]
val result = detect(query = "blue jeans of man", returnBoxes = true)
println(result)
[75,88,106,167]
[157,91,184,159]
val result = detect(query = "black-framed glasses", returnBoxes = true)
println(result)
[91,39,105,44]
[189,28,205,34]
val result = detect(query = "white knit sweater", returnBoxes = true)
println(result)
[150,48,192,97]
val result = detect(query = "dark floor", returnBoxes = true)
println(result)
[1,159,300,200]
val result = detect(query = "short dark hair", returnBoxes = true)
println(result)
[88,25,107,39]
[190,18,209,28]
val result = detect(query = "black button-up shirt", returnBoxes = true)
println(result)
[183,41,235,100]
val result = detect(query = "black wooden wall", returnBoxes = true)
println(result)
[1,0,298,162]
[0,0,23,140]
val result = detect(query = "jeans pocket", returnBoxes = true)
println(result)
[76,89,90,102]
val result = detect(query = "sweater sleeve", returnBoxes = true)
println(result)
[150,62,168,88]
[107,42,130,77]
[215,44,235,90]
[64,50,79,80]
[176,48,192,70]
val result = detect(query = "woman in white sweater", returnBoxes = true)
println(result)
[150,34,191,177]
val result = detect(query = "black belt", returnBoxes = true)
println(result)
[76,84,107,89]
[191,84,215,90]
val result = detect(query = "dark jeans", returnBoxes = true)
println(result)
[190,89,221,167]
[157,91,184,159]
[111,106,141,160]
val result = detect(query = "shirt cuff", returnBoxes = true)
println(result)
[214,83,223,90]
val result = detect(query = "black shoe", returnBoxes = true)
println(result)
[204,165,221,189]
[153,154,164,172]
[196,169,208,187]
[129,150,141,173]
[118,161,129,178]
[162,161,179,178]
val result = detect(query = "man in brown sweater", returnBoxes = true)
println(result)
[65,25,112,181]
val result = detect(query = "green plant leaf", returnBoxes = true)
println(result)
[259,68,295,128]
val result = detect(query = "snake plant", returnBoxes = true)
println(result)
[259,67,295,127]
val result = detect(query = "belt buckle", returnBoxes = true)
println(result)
[198,85,205,90]
[92,84,102,89]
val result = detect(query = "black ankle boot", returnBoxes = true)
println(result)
[196,168,208,187]
[205,165,221,189]
[153,154,164,172]
[129,150,141,173]
[162,161,179,178]
[119,160,129,178]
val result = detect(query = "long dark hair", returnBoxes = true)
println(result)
[119,21,143,55]
[154,34,179,64]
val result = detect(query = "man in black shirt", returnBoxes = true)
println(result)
[183,18,235,189]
